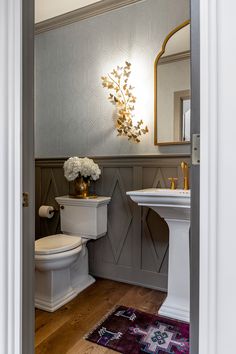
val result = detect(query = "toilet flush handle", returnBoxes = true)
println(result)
[60,205,65,210]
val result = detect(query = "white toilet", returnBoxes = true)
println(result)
[35,195,111,312]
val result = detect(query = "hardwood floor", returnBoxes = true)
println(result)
[35,278,166,354]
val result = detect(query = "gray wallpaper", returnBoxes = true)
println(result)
[35,0,190,158]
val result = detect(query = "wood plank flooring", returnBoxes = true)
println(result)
[35,278,166,354]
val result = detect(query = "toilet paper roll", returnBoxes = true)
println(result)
[38,205,54,219]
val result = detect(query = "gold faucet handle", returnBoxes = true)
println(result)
[168,177,178,190]
[180,161,189,190]
[181,161,189,176]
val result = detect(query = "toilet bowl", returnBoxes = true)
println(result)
[35,196,110,312]
[35,234,83,271]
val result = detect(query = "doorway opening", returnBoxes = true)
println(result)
[30,0,199,353]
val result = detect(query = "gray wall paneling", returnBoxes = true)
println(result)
[35,155,190,291]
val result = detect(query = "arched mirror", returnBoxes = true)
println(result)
[154,20,191,145]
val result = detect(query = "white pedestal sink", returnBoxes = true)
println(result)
[127,188,190,322]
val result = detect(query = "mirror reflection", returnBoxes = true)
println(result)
[154,21,191,145]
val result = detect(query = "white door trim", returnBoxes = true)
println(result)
[199,0,236,353]
[0,0,22,353]
[199,0,218,352]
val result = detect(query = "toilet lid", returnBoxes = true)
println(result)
[35,234,82,255]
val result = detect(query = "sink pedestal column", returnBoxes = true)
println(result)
[126,188,191,323]
[158,218,190,322]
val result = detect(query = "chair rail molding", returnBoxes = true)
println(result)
[35,0,144,34]
[0,0,22,353]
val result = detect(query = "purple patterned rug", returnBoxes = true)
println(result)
[86,305,189,354]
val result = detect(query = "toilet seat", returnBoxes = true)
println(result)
[35,234,82,255]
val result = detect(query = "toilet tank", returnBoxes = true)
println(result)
[55,196,111,239]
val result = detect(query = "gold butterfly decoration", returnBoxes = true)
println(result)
[101,62,148,143]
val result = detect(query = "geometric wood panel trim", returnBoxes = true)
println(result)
[107,169,133,264]
[35,154,190,291]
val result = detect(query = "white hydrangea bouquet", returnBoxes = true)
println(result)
[63,157,101,198]
[64,157,101,181]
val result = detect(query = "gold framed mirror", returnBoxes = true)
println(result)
[154,20,191,146]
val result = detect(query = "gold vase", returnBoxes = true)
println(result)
[74,176,90,198]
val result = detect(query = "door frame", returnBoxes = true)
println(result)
[22,0,35,353]
[190,1,200,354]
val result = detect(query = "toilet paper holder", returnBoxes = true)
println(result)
[38,205,60,219]
[44,206,59,214]
[49,207,59,214]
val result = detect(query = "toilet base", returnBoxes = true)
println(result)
[35,242,95,312]
[35,274,95,312]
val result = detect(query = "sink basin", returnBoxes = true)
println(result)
[127,188,190,220]
[127,188,191,322]
[127,187,190,196]
[127,188,190,206]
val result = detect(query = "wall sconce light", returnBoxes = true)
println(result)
[101,62,148,143]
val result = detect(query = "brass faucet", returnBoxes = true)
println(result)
[180,161,189,190]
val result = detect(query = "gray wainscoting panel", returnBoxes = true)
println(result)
[35,155,190,291]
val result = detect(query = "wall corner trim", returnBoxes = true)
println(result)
[35,0,144,34]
